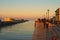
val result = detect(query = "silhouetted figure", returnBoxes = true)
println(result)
[42,18,46,28]
[45,20,49,29]
[34,18,41,28]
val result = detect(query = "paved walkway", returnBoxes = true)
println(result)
[32,20,60,40]
[32,21,46,40]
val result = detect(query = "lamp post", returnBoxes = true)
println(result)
[46,9,49,20]
[47,9,49,20]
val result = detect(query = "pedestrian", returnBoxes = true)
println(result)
[34,18,41,29]
[42,18,46,28]
[45,20,49,29]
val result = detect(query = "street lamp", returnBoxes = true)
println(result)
[47,9,49,20]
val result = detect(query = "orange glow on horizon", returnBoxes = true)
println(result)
[4,17,12,22]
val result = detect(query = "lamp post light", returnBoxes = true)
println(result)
[48,9,49,20]
[47,9,49,20]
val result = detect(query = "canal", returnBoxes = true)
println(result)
[0,20,34,40]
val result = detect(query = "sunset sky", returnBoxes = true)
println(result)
[0,0,60,19]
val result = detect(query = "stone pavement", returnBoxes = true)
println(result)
[32,20,59,40]
[32,21,46,40]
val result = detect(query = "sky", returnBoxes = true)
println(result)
[0,0,60,19]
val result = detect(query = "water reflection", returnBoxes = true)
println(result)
[0,24,14,33]
[0,20,34,40]
[0,19,60,40]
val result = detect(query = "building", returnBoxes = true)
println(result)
[50,16,55,23]
[3,17,13,22]
[55,8,60,22]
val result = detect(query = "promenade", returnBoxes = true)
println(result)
[32,21,46,40]
[32,19,60,40]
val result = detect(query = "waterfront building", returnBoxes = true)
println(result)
[55,8,60,22]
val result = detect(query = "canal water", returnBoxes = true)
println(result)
[0,20,34,40]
